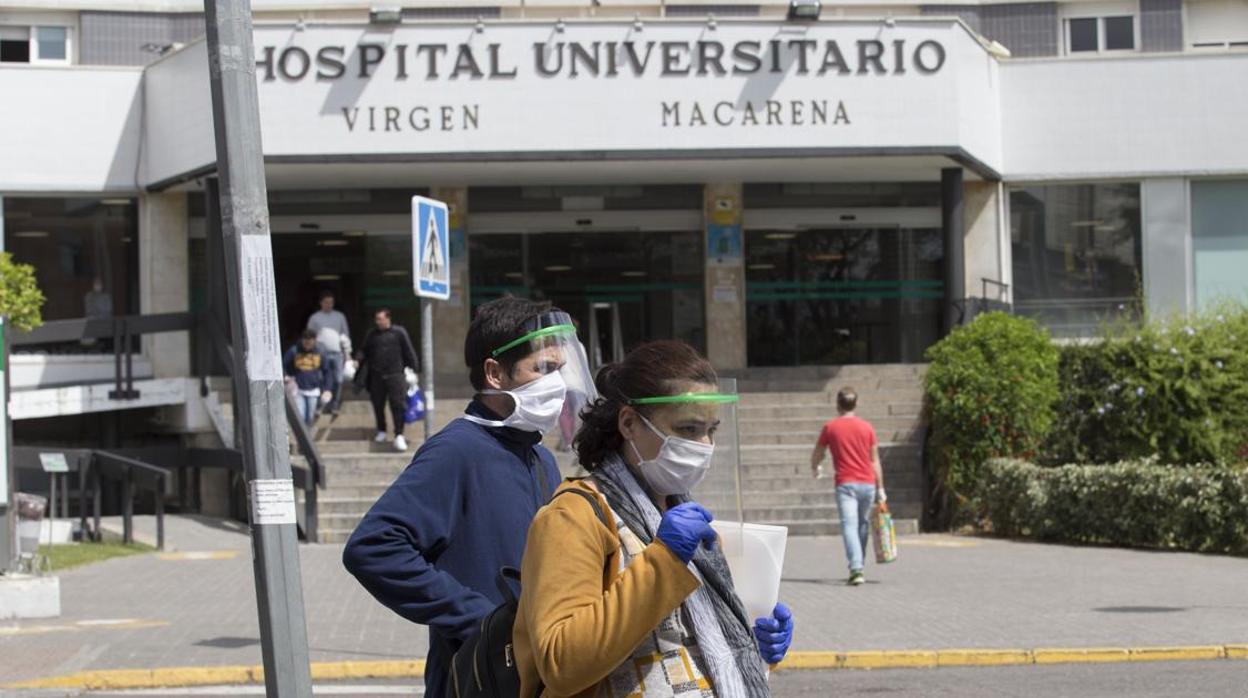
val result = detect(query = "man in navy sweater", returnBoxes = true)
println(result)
[343,297,595,698]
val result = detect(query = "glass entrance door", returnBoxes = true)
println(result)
[745,226,944,366]
[469,229,705,354]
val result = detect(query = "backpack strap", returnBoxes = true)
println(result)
[551,487,611,529]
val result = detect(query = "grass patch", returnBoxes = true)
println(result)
[38,542,153,571]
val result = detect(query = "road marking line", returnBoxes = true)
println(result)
[157,551,240,561]
[9,645,1248,689]
[93,685,423,695]
[0,619,167,637]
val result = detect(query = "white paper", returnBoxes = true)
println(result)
[249,478,297,526]
[239,235,283,381]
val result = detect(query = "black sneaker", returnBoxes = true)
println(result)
[848,571,865,586]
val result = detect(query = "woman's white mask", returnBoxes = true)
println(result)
[630,414,714,495]
[464,370,567,434]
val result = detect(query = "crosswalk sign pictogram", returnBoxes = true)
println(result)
[412,196,451,300]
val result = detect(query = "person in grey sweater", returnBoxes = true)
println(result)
[306,290,352,416]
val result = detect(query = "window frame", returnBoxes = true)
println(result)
[0,13,76,65]
[1061,9,1141,56]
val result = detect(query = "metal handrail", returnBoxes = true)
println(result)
[981,277,1010,301]
[205,314,326,541]
[93,451,169,550]
[10,312,197,401]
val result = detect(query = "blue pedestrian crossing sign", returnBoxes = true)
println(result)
[412,196,451,300]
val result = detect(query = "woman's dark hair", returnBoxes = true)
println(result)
[575,340,718,470]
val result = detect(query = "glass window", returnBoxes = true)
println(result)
[1104,16,1135,50]
[745,228,944,366]
[0,25,31,63]
[35,25,66,61]
[4,197,139,353]
[469,230,705,362]
[1009,183,1142,336]
[1069,18,1100,52]
[1192,180,1248,309]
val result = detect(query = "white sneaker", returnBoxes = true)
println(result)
[374,431,387,443]
[394,435,408,451]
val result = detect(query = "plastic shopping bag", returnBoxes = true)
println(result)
[404,387,426,424]
[871,502,899,564]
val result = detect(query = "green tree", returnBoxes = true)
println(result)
[0,252,45,332]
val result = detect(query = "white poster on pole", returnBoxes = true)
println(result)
[239,235,284,381]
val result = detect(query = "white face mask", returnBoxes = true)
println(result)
[630,414,714,495]
[464,370,567,434]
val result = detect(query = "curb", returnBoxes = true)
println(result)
[8,645,1247,690]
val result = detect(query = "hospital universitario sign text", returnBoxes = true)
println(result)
[256,37,948,133]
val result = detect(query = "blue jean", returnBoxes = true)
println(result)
[322,351,343,412]
[837,483,877,573]
[296,394,319,426]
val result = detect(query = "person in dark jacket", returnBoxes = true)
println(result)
[342,296,595,698]
[357,308,420,452]
[283,329,331,426]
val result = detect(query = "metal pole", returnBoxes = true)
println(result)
[202,1,313,694]
[0,192,14,571]
[421,299,435,441]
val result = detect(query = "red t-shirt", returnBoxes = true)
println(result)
[818,415,879,486]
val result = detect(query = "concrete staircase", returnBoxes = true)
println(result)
[714,364,928,536]
[223,364,927,542]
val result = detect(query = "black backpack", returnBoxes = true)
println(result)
[446,487,610,698]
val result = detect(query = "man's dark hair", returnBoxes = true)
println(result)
[837,387,858,412]
[301,328,318,341]
[319,289,335,302]
[374,308,391,320]
[464,296,554,391]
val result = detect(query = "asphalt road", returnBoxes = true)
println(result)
[770,661,1248,697]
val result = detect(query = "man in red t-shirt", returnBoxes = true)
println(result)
[810,387,886,585]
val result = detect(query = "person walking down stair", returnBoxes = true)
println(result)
[357,308,419,452]
[810,387,886,586]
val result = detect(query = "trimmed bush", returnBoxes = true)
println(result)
[1047,305,1248,466]
[923,313,1060,516]
[979,458,1248,554]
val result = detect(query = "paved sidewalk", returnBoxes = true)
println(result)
[2,516,1246,686]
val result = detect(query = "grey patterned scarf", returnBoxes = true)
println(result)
[594,455,771,698]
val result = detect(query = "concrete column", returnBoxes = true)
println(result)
[139,192,190,378]
[941,168,966,333]
[962,180,1004,302]
[1141,178,1193,318]
[703,183,746,370]
[430,187,470,387]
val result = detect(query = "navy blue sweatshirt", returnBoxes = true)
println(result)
[342,399,560,698]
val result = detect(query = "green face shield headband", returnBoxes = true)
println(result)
[628,393,740,405]
[490,323,578,357]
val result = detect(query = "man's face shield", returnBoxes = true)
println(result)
[491,312,597,429]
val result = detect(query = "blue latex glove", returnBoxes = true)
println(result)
[656,503,717,563]
[754,603,794,665]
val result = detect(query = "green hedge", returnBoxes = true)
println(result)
[923,313,1060,515]
[1047,306,1248,466]
[979,458,1248,554]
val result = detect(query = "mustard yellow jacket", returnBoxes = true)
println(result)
[513,479,701,698]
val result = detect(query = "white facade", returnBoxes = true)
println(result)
[2,6,1247,392]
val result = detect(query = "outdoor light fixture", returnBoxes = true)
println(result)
[633,14,644,31]
[545,265,573,272]
[707,14,718,30]
[475,16,486,33]
[369,6,402,25]
[555,18,566,32]
[787,0,821,21]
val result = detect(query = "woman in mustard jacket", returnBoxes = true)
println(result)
[514,340,794,698]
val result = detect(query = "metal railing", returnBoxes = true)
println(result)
[10,312,196,400]
[92,451,169,550]
[11,310,328,543]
